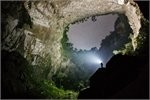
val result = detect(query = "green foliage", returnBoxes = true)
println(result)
[133,18,149,56]
[113,39,134,55]
[61,31,98,91]
[71,15,101,25]
[59,25,94,91]
[52,65,90,92]
[1,50,78,99]
[29,79,78,99]
[113,18,149,56]
[72,17,89,25]
[61,25,73,58]
[27,53,79,99]
[43,80,78,99]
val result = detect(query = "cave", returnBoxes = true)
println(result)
[1,0,149,99]
[65,13,132,66]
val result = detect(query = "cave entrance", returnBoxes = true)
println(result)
[64,14,132,66]
[67,14,118,50]
[60,13,132,91]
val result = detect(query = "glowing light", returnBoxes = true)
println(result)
[93,57,102,64]
[85,53,102,65]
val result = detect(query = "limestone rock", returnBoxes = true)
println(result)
[2,0,143,73]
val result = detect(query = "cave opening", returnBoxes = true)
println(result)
[60,13,133,91]
[62,13,132,67]
[68,14,118,50]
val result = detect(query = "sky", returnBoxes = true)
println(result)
[67,14,118,50]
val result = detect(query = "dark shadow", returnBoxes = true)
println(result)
[135,1,149,20]
[78,54,149,99]
[1,50,44,99]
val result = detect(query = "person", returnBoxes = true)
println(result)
[100,63,103,68]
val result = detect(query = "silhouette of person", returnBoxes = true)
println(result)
[100,63,103,68]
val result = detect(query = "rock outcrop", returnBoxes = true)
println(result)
[78,54,149,99]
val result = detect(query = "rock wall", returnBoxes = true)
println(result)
[1,1,32,54]
[2,0,143,74]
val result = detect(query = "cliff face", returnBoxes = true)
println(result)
[99,14,132,64]
[1,0,143,74]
